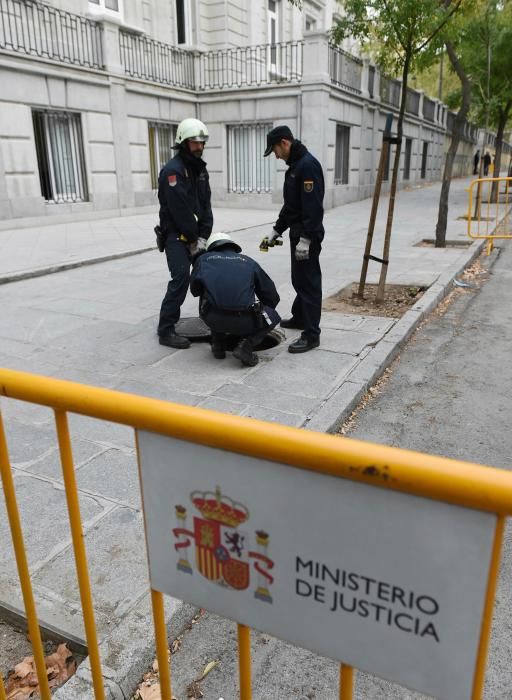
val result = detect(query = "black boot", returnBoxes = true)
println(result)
[159,329,191,349]
[233,339,259,367]
[211,335,226,359]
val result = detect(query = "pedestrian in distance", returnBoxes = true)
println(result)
[260,125,325,354]
[190,233,281,367]
[483,151,492,177]
[473,150,480,175]
[156,118,213,349]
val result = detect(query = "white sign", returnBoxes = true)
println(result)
[137,431,496,700]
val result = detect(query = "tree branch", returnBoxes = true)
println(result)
[415,0,462,54]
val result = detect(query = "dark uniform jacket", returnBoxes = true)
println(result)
[190,249,280,312]
[158,149,213,243]
[274,141,325,241]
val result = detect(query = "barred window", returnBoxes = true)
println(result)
[89,0,120,12]
[421,141,429,179]
[404,138,412,180]
[32,110,88,204]
[148,121,177,190]
[228,124,272,194]
[334,124,350,185]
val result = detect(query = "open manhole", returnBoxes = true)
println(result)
[175,317,285,351]
[323,283,427,318]
[415,239,472,248]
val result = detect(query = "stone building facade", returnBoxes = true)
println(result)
[0,0,482,224]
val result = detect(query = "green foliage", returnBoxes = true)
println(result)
[413,56,460,104]
[462,1,512,127]
[330,0,462,76]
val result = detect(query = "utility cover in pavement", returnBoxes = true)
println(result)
[175,317,285,350]
[137,434,496,700]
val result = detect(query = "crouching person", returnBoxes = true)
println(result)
[190,233,281,367]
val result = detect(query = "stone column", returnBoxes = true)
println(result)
[417,90,425,121]
[360,58,370,100]
[300,31,331,202]
[100,19,134,209]
[100,18,125,75]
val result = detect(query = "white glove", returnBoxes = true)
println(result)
[269,228,281,243]
[189,237,207,257]
[295,236,310,261]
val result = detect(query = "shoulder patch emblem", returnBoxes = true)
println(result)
[168,174,177,187]
[304,180,314,193]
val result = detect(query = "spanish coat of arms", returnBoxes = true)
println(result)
[173,486,274,602]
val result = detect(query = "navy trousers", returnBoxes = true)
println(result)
[290,235,322,341]
[158,235,191,336]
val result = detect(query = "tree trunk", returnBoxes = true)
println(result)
[375,52,410,303]
[435,41,471,248]
[490,101,512,202]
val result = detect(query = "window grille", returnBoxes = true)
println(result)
[228,124,272,194]
[32,110,88,204]
[383,142,391,182]
[404,138,412,180]
[148,122,177,190]
[421,141,429,179]
[334,124,350,185]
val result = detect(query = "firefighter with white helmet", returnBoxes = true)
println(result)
[156,117,213,349]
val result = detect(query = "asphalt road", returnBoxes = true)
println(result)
[163,241,512,700]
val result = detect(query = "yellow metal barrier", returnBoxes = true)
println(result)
[468,176,512,255]
[2,367,512,699]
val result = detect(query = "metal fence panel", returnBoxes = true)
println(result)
[119,29,195,89]
[406,88,420,116]
[380,75,401,108]
[0,0,103,68]
[198,41,303,90]
[328,45,362,94]
[423,96,436,122]
[1,368,512,700]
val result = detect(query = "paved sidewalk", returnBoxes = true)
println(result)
[0,208,275,282]
[0,177,488,697]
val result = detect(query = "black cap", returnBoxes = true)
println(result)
[264,125,294,157]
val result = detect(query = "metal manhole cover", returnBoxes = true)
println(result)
[175,317,285,351]
[175,317,211,339]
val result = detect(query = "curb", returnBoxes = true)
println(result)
[0,247,155,286]
[54,595,197,700]
[0,221,274,286]
[304,239,487,434]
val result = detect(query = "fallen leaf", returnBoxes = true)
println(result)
[170,638,181,654]
[196,660,218,682]
[139,683,162,700]
[5,643,77,699]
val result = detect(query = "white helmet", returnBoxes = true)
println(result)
[176,118,209,145]
[206,232,241,252]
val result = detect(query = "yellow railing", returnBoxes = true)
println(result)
[468,176,512,254]
[2,367,512,699]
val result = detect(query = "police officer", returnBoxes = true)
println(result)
[261,125,324,353]
[190,233,280,367]
[157,118,213,349]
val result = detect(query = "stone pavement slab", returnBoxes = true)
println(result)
[0,177,493,697]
